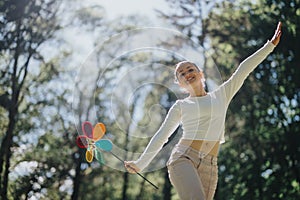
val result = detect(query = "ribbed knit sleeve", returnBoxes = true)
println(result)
[222,40,275,103]
[133,101,181,171]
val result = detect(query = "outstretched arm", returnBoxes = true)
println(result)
[222,22,282,102]
[125,101,181,173]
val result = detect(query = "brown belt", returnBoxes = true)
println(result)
[179,139,220,156]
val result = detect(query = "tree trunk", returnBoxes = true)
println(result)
[163,168,172,200]
[122,123,131,200]
[3,141,11,200]
[0,19,21,199]
[122,172,129,200]
[0,110,17,199]
[121,131,130,200]
[71,149,84,200]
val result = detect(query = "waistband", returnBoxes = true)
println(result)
[178,139,220,156]
[174,143,218,161]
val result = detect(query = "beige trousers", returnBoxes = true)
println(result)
[167,144,218,200]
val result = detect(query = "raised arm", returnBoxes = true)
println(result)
[222,22,282,102]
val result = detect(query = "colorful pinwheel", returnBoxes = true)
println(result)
[76,121,113,165]
[76,121,159,190]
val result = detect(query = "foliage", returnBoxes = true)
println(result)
[161,0,300,199]
[205,1,300,199]
[0,0,62,199]
[1,0,299,199]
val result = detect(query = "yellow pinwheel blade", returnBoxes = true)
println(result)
[85,149,94,163]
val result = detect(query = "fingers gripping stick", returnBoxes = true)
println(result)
[116,154,159,189]
[96,139,159,190]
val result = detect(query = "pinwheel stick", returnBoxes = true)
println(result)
[109,151,159,190]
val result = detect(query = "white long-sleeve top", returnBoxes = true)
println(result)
[134,41,275,171]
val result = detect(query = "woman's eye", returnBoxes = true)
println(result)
[188,69,194,72]
[180,73,185,77]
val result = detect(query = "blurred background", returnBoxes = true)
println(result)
[0,0,299,199]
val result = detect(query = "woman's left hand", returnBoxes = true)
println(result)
[271,22,282,46]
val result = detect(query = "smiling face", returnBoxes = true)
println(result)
[175,61,206,93]
[175,61,206,96]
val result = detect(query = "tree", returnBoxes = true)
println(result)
[69,5,169,199]
[0,0,61,199]
[158,0,300,199]
[205,1,299,199]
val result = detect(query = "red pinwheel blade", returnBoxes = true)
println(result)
[76,135,88,148]
[82,121,93,139]
[93,123,106,141]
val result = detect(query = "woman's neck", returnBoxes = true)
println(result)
[189,86,207,97]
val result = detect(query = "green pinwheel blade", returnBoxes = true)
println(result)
[95,149,105,165]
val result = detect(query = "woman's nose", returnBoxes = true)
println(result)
[185,73,193,79]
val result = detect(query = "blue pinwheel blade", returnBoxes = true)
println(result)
[95,139,113,152]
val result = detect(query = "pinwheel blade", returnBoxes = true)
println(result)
[82,121,93,139]
[86,149,94,163]
[95,139,113,152]
[76,135,88,148]
[93,123,106,141]
[95,149,105,165]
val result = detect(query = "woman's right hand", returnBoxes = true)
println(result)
[124,161,140,174]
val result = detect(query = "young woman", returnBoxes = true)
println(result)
[125,22,282,200]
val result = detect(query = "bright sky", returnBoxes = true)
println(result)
[60,0,173,66]
[92,0,169,20]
